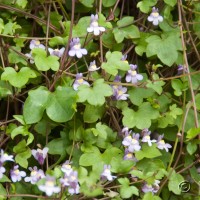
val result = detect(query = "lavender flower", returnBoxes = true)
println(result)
[121,54,128,62]
[123,149,137,162]
[177,64,187,75]
[111,75,121,92]
[126,64,143,84]
[61,160,73,175]
[38,176,61,196]
[156,134,172,152]
[48,47,65,58]
[0,165,6,179]
[141,129,156,146]
[142,180,160,194]
[68,38,87,58]
[73,73,90,91]
[29,40,45,50]
[31,147,49,165]
[147,7,163,26]
[24,166,45,184]
[87,14,105,36]
[101,165,116,181]
[122,133,141,152]
[60,171,80,195]
[10,165,26,182]
[0,149,14,164]
[112,86,129,100]
[88,60,100,72]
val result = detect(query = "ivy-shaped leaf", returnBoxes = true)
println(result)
[1,67,37,88]
[146,34,182,66]
[137,0,157,13]
[146,74,165,95]
[122,102,159,129]
[0,80,12,98]
[101,51,130,75]
[32,48,59,71]
[78,79,113,106]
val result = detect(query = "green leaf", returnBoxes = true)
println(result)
[23,86,50,124]
[8,47,27,65]
[128,87,155,106]
[171,79,188,96]
[79,148,102,166]
[137,0,157,13]
[78,79,112,106]
[83,104,105,123]
[16,0,28,8]
[13,115,25,125]
[120,185,139,198]
[117,17,134,27]
[101,51,130,75]
[80,0,94,7]
[46,86,77,122]
[0,184,6,199]
[135,144,161,160]
[0,18,4,34]
[49,36,68,47]
[142,193,162,200]
[34,49,59,71]
[186,127,200,140]
[146,74,165,95]
[186,142,197,155]
[13,140,31,168]
[1,67,37,88]
[102,0,117,7]
[168,104,183,119]
[122,102,159,129]
[47,138,65,155]
[73,16,90,37]
[3,21,21,35]
[146,35,181,66]
[0,80,12,98]
[164,0,176,7]
[195,93,200,110]
[168,169,184,195]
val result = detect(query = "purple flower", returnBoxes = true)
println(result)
[60,171,80,195]
[111,75,121,92]
[177,64,187,75]
[156,134,172,152]
[147,7,163,26]
[123,149,138,162]
[10,165,26,182]
[88,60,100,72]
[87,14,105,36]
[48,47,65,58]
[112,86,129,100]
[38,175,61,196]
[101,165,116,181]
[121,54,128,62]
[61,160,73,175]
[68,38,87,58]
[126,64,143,84]
[122,133,141,152]
[142,180,160,194]
[31,147,49,165]
[0,149,14,164]
[73,73,90,91]
[0,165,6,179]
[141,129,156,146]
[29,40,45,50]
[24,166,45,184]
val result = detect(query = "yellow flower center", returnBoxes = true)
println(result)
[71,176,76,181]
[91,21,99,27]
[152,12,159,17]
[77,79,84,84]
[46,180,54,187]
[54,49,59,52]
[104,169,110,173]
[91,64,97,69]
[31,170,37,176]
[118,90,123,95]
[14,169,19,175]
[74,44,81,50]
[145,135,150,140]
[132,138,137,144]
[35,40,40,45]
[160,140,165,144]
[124,60,128,64]
[127,153,132,158]
[131,70,137,76]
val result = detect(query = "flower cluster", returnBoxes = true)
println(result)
[122,128,172,160]
[111,75,129,100]
[125,64,143,84]
[60,160,80,195]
